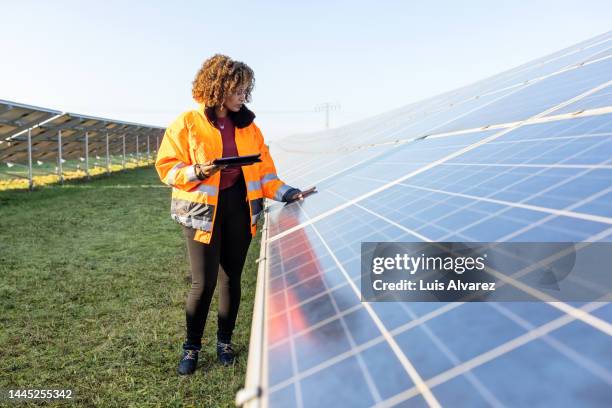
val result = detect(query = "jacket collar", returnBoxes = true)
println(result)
[201,104,256,129]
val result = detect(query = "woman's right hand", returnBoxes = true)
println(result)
[194,160,227,180]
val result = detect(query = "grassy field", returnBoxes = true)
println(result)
[0,166,259,407]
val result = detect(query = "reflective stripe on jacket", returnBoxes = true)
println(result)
[155,104,293,244]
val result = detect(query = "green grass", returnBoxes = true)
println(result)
[0,166,260,407]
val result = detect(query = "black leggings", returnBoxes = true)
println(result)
[181,177,252,349]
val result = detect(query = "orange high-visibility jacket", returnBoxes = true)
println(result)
[155,104,294,244]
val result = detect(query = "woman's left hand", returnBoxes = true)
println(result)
[290,192,304,201]
[283,187,303,202]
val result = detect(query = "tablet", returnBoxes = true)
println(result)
[213,153,262,167]
[300,186,317,198]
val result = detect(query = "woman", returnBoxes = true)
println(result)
[155,54,303,375]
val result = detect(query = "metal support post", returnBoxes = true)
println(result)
[106,132,110,175]
[27,128,33,190]
[85,131,90,179]
[58,129,64,184]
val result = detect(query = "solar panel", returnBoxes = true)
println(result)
[0,100,164,188]
[238,31,612,407]
[0,99,60,139]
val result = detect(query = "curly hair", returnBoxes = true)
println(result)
[191,54,255,107]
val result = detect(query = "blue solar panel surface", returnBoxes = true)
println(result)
[243,32,612,408]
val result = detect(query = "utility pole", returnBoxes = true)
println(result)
[315,102,340,129]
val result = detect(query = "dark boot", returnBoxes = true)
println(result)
[177,348,200,375]
[216,341,235,366]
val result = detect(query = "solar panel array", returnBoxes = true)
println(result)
[238,31,612,407]
[0,99,164,188]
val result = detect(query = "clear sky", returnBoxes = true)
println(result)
[1,1,610,141]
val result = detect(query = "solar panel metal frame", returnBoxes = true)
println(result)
[0,99,61,140]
